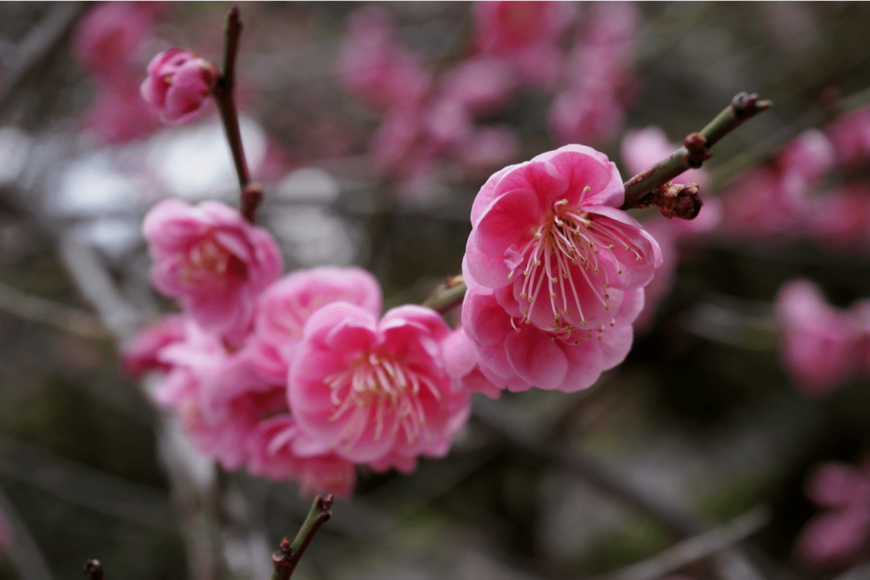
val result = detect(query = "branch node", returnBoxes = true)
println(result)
[241,183,263,223]
[84,559,104,580]
[652,182,703,220]
[731,91,759,117]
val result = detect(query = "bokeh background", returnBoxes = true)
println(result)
[0,2,869,580]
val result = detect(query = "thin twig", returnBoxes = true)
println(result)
[621,92,773,212]
[212,6,262,224]
[271,495,334,580]
[83,560,103,580]
[594,507,769,580]
[0,279,109,339]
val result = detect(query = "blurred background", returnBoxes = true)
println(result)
[0,2,869,580]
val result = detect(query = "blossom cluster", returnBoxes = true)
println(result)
[337,1,639,195]
[775,279,870,397]
[127,143,662,495]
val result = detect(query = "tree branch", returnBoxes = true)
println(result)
[270,494,333,580]
[212,6,262,223]
[0,279,109,339]
[621,92,772,214]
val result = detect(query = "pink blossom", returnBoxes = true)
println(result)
[143,200,283,344]
[717,166,809,240]
[122,313,187,378]
[84,81,161,143]
[621,126,709,188]
[808,185,870,253]
[140,48,217,125]
[442,327,502,399]
[246,266,382,384]
[439,56,518,116]
[548,87,624,146]
[288,303,471,468]
[458,126,520,174]
[473,1,575,88]
[780,129,835,183]
[465,145,661,334]
[827,107,870,167]
[795,459,870,568]
[246,416,357,497]
[337,7,431,111]
[370,107,425,175]
[565,1,638,94]
[461,270,645,393]
[74,2,153,78]
[776,279,860,396]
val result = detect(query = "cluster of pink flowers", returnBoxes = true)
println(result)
[337,2,641,196]
[776,279,870,397]
[795,458,870,568]
[127,199,473,496]
[74,2,163,142]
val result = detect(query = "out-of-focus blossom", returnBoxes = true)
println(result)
[776,279,860,396]
[780,129,836,183]
[621,126,709,188]
[473,1,575,89]
[462,145,660,392]
[84,81,161,143]
[795,459,870,568]
[718,166,810,240]
[122,313,187,378]
[246,266,382,384]
[337,6,431,111]
[808,185,870,253]
[141,48,218,125]
[458,126,520,173]
[143,200,283,344]
[246,416,357,497]
[439,56,518,116]
[827,107,870,167]
[289,303,470,471]
[548,87,624,146]
[74,2,153,78]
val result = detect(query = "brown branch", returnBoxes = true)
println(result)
[621,92,773,215]
[594,507,769,580]
[270,495,333,580]
[212,6,262,223]
[83,560,103,580]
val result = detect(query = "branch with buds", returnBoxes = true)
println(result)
[270,495,334,580]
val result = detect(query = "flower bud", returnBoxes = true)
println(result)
[140,48,218,125]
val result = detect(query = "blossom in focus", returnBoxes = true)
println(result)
[776,279,860,396]
[143,200,283,344]
[246,266,383,384]
[141,48,218,125]
[795,459,870,568]
[441,327,502,399]
[289,303,471,470]
[462,144,660,391]
[74,2,153,78]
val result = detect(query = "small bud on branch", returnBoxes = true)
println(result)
[270,494,334,580]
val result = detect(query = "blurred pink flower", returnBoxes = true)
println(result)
[796,459,870,568]
[84,80,161,143]
[776,279,860,396]
[122,314,187,378]
[621,126,709,188]
[246,415,357,497]
[827,107,870,167]
[465,145,661,333]
[337,7,431,111]
[458,125,520,174]
[143,200,283,344]
[717,165,810,240]
[808,185,870,253]
[565,1,638,94]
[548,87,624,145]
[141,48,217,125]
[780,129,835,183]
[74,2,153,78]
[246,266,382,384]
[288,303,470,469]
[439,56,518,116]
[473,1,575,88]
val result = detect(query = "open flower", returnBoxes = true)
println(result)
[144,200,283,343]
[465,144,661,335]
[289,304,470,470]
[141,48,218,124]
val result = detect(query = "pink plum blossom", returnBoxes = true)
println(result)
[122,313,187,378]
[776,279,860,396]
[465,145,661,334]
[827,107,870,167]
[246,266,382,384]
[795,459,870,568]
[143,200,283,344]
[337,7,431,111]
[439,56,518,116]
[84,80,161,143]
[288,303,471,470]
[458,126,520,175]
[548,87,625,146]
[780,129,835,183]
[808,185,870,253]
[246,416,357,497]
[74,2,153,78]
[140,48,218,125]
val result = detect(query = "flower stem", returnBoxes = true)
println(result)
[270,495,334,580]
[212,6,261,223]
[621,92,773,212]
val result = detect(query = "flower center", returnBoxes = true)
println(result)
[182,236,248,288]
[506,187,643,342]
[322,352,443,448]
